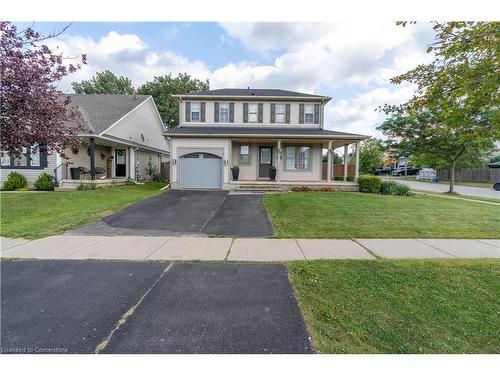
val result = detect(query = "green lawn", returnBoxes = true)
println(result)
[0,183,166,239]
[287,259,500,353]
[265,192,500,238]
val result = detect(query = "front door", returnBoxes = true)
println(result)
[115,149,126,177]
[259,146,273,178]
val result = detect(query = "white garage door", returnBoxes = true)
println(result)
[180,152,222,189]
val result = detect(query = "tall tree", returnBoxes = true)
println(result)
[138,73,209,128]
[72,70,134,94]
[359,138,385,173]
[379,22,499,193]
[0,22,86,157]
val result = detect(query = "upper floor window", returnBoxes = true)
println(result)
[304,104,314,124]
[275,104,286,123]
[248,103,258,123]
[191,102,201,121]
[219,103,230,123]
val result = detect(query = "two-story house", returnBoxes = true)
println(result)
[164,88,367,191]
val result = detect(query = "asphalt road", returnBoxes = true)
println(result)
[382,178,500,200]
[69,190,274,237]
[1,260,312,354]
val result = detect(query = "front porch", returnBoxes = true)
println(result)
[228,137,363,191]
[54,136,166,190]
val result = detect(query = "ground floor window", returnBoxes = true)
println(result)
[285,146,311,170]
[0,145,43,169]
[239,145,250,164]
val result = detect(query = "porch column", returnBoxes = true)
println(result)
[355,141,360,182]
[343,144,349,182]
[326,140,332,181]
[89,137,96,180]
[277,139,282,182]
[128,147,136,180]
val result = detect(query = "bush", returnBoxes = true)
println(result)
[380,180,412,196]
[346,175,355,182]
[33,173,55,191]
[291,186,312,192]
[3,171,27,191]
[334,175,355,181]
[145,159,164,182]
[77,182,97,190]
[358,175,382,193]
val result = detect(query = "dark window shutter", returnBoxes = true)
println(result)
[185,102,191,122]
[229,103,234,123]
[270,103,276,123]
[40,146,48,168]
[314,104,320,124]
[258,103,263,123]
[285,104,290,124]
[200,102,206,122]
[214,102,219,122]
[299,104,304,124]
[243,103,248,123]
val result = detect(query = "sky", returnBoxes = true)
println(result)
[19,22,436,138]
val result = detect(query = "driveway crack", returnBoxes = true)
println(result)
[94,262,174,354]
[199,193,228,233]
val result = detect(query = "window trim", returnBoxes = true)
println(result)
[303,104,314,124]
[275,103,286,124]
[239,144,251,165]
[219,102,230,123]
[248,103,258,123]
[0,146,47,170]
[284,145,312,171]
[190,101,201,122]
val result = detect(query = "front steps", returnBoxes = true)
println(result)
[233,184,285,194]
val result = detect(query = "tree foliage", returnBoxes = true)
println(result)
[138,73,209,128]
[0,22,86,156]
[378,22,499,192]
[72,70,134,94]
[359,138,385,173]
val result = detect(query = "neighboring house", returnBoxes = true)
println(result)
[164,88,367,191]
[0,94,169,189]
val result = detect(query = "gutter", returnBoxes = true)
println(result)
[162,133,368,140]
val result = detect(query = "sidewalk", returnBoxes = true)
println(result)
[1,236,498,261]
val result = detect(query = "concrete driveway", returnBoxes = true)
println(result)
[0,260,312,354]
[69,190,274,238]
[382,178,500,200]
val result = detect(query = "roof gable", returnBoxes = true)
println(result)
[66,94,150,134]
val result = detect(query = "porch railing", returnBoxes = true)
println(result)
[54,162,70,187]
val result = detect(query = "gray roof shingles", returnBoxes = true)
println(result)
[165,126,366,138]
[180,88,326,98]
[65,94,150,134]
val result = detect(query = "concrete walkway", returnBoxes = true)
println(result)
[1,236,498,261]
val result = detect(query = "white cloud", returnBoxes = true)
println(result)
[47,23,435,137]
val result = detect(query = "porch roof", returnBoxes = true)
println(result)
[164,126,368,140]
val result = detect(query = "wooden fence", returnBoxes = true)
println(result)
[160,162,170,181]
[437,167,500,183]
[321,163,355,180]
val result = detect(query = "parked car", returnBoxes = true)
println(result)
[494,182,500,191]
[391,166,420,176]
[374,167,392,175]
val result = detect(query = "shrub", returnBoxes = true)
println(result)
[346,175,355,182]
[291,186,312,192]
[380,180,412,196]
[33,173,55,191]
[358,175,382,193]
[334,176,355,181]
[77,182,97,190]
[145,159,164,182]
[320,187,334,192]
[3,171,27,191]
